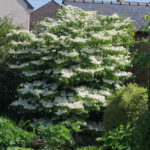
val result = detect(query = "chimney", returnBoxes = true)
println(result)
[117,0,124,2]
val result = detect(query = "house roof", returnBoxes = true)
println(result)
[30,0,59,29]
[23,0,34,9]
[63,0,150,30]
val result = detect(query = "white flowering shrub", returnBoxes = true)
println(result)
[8,5,133,131]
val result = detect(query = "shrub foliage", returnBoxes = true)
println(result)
[97,123,132,150]
[132,112,150,150]
[103,83,148,130]
[37,122,76,149]
[9,6,133,130]
[0,17,20,114]
[0,117,35,149]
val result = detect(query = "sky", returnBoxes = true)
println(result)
[28,0,150,9]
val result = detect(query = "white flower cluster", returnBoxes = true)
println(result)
[58,50,79,57]
[114,71,132,77]
[89,56,102,65]
[54,96,84,110]
[11,98,38,110]
[22,71,42,77]
[10,62,30,69]
[102,45,126,52]
[76,67,103,74]
[61,68,76,78]
[92,32,112,41]
[74,86,111,105]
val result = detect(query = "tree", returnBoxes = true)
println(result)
[8,5,133,130]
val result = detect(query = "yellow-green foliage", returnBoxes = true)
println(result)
[103,84,148,131]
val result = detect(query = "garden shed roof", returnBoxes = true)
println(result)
[63,0,150,30]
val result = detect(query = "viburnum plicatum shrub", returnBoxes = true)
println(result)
[8,5,133,131]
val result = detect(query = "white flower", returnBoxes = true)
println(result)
[9,65,19,69]
[55,59,65,64]
[55,109,67,115]
[19,63,30,68]
[61,68,76,78]
[99,90,111,96]
[76,67,102,74]
[103,79,114,84]
[111,13,119,18]
[11,41,30,46]
[71,37,87,43]
[58,50,79,57]
[41,56,52,60]
[81,48,94,54]
[41,101,54,108]
[102,45,126,52]
[30,60,41,65]
[54,96,68,106]
[114,71,132,77]
[67,51,79,57]
[43,90,56,96]
[45,33,59,41]
[75,86,106,104]
[115,84,122,89]
[92,32,112,41]
[104,66,115,71]
[67,101,84,109]
[18,87,44,96]
[33,81,43,87]
[10,63,30,69]
[88,94,105,103]
[11,98,38,110]
[22,71,42,77]
[89,56,102,65]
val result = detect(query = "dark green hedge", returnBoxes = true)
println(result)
[0,18,21,114]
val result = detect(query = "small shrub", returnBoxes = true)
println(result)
[103,83,148,130]
[37,122,76,149]
[0,117,35,148]
[97,123,132,150]
[132,111,150,150]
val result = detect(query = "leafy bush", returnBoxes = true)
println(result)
[36,122,83,149]
[131,111,150,150]
[9,5,133,130]
[0,117,35,149]
[103,83,148,130]
[0,17,20,114]
[98,112,150,150]
[97,123,132,150]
